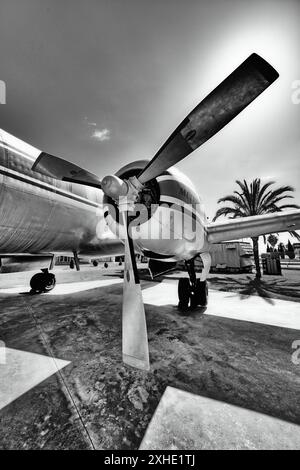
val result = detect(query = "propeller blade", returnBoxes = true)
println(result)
[138,53,279,184]
[121,211,150,371]
[32,152,102,189]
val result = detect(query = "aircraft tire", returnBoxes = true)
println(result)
[178,278,190,311]
[30,272,56,294]
[190,280,208,308]
[197,280,208,306]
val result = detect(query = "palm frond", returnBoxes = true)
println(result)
[233,190,251,213]
[217,195,246,207]
[251,178,261,213]
[260,186,294,208]
[236,179,253,213]
[212,206,243,221]
[262,195,293,209]
[289,230,300,241]
[257,181,276,205]
[276,204,300,210]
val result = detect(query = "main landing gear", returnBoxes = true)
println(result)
[30,268,56,294]
[177,253,211,312]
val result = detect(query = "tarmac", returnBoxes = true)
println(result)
[140,386,300,450]
[143,281,300,330]
[0,266,299,449]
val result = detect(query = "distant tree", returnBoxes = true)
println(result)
[287,240,295,259]
[213,178,300,278]
[267,234,278,249]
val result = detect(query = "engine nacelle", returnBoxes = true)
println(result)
[103,160,207,261]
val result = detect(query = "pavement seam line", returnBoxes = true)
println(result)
[21,296,96,450]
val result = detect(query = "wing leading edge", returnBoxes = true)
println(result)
[206,210,300,244]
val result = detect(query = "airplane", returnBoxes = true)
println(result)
[1,53,300,371]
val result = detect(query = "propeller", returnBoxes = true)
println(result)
[32,53,279,370]
[33,53,279,199]
[33,152,130,200]
[120,210,150,370]
[137,53,279,184]
[32,151,103,188]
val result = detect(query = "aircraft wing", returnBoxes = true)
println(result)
[206,210,300,244]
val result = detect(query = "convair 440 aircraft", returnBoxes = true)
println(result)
[1,54,300,370]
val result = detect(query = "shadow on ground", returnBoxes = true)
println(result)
[208,275,300,304]
[1,279,300,450]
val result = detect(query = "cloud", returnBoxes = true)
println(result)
[91,128,111,142]
[261,175,276,181]
[83,117,111,142]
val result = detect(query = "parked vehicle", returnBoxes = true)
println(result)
[177,242,254,273]
[209,241,254,273]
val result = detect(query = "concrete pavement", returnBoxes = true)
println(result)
[142,280,300,330]
[140,386,300,450]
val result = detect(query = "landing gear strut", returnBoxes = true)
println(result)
[178,254,210,312]
[30,268,56,294]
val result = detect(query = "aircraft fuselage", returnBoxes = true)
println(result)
[0,130,208,261]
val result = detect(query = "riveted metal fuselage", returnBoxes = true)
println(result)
[0,131,207,260]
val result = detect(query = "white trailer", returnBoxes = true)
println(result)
[177,242,254,274]
[208,241,254,273]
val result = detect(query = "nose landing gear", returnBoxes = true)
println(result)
[178,255,210,312]
[30,268,56,294]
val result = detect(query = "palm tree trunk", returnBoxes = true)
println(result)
[251,236,261,279]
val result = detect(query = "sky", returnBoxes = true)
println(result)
[0,0,299,245]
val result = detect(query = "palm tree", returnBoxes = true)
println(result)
[213,179,300,278]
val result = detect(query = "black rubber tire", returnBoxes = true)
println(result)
[190,280,208,308]
[92,260,98,267]
[190,279,200,309]
[198,280,208,306]
[178,278,190,310]
[30,273,56,293]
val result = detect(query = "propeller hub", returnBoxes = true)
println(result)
[101,175,128,201]
[101,174,145,211]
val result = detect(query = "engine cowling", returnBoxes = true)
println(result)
[103,160,207,261]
